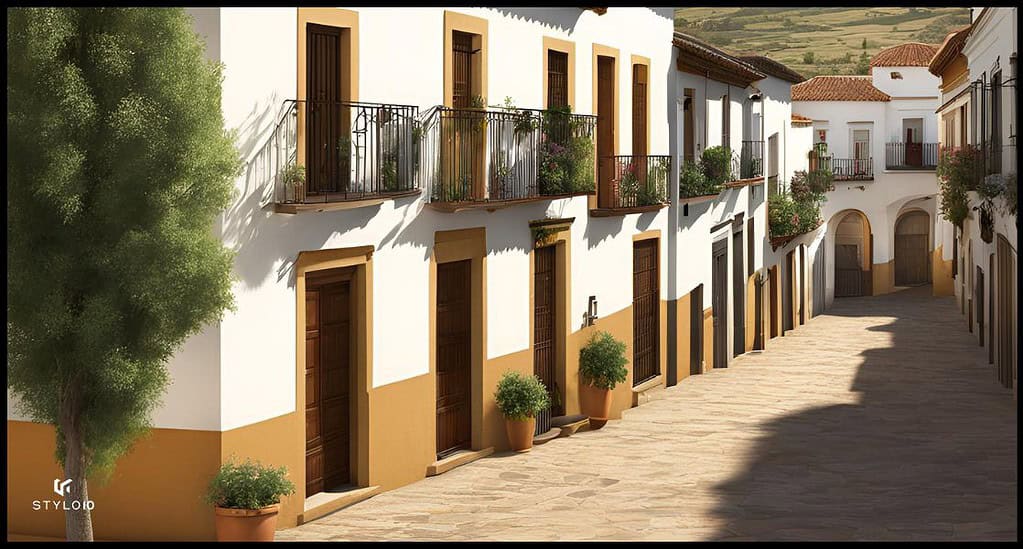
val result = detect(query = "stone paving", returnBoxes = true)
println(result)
[277,286,1017,541]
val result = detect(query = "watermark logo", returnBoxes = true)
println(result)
[32,478,95,511]
[54,478,73,497]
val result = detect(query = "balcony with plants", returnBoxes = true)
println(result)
[809,144,873,182]
[419,99,597,212]
[590,154,671,216]
[268,100,421,213]
[678,145,734,202]
[768,169,833,249]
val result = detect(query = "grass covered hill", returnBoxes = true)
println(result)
[675,7,970,78]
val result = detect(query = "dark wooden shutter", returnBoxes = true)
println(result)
[632,64,647,157]
[533,246,558,435]
[436,260,472,458]
[306,23,343,195]
[547,50,569,109]
[632,240,660,385]
[690,284,703,375]
[732,230,745,356]
[452,31,475,109]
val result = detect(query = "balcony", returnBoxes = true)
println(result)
[733,140,764,180]
[591,155,671,215]
[812,154,874,182]
[885,142,939,170]
[418,106,597,212]
[270,100,421,213]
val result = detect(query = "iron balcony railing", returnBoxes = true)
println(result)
[812,154,874,181]
[735,140,764,179]
[605,155,671,209]
[268,100,420,206]
[885,142,939,170]
[418,106,597,203]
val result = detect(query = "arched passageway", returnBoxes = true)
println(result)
[894,210,930,286]
[834,211,871,297]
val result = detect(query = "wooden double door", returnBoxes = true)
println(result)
[632,240,660,385]
[894,212,930,286]
[305,269,354,496]
[436,260,473,458]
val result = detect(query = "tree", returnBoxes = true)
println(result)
[854,51,871,75]
[862,38,867,49]
[7,8,238,541]
[803,51,815,64]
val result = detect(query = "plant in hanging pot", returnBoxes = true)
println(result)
[578,331,628,428]
[494,371,551,452]
[205,459,296,541]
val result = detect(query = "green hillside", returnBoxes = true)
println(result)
[675,7,970,78]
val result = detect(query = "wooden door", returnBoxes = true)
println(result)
[905,128,922,167]
[632,240,660,385]
[450,31,483,200]
[596,56,615,208]
[732,230,745,357]
[436,260,472,458]
[783,250,794,332]
[690,284,703,375]
[895,212,930,286]
[769,265,779,338]
[995,236,1015,389]
[683,91,695,163]
[533,246,558,435]
[768,134,779,194]
[754,274,763,350]
[989,254,995,365]
[712,239,728,368]
[632,64,647,157]
[975,265,984,347]
[835,244,863,297]
[798,245,806,325]
[305,270,352,496]
[306,23,343,196]
[812,240,826,317]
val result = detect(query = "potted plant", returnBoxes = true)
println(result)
[280,163,306,203]
[578,331,628,427]
[494,371,551,452]
[205,459,296,541]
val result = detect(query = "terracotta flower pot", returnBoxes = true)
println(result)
[214,504,280,541]
[505,416,535,452]
[579,382,612,427]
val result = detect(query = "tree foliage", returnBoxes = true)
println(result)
[935,147,978,227]
[7,6,239,483]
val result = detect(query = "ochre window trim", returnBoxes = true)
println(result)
[443,11,488,107]
[542,36,576,109]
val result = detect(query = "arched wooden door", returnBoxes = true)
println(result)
[894,211,930,286]
[835,213,867,297]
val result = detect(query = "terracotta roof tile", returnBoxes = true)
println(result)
[928,25,972,76]
[870,42,939,68]
[791,113,813,125]
[792,76,891,102]
[673,31,766,86]
[736,55,806,84]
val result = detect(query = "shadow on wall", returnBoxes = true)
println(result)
[492,8,585,33]
[709,285,1017,541]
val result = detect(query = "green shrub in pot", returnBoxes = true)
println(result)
[579,331,629,390]
[205,458,295,511]
[494,371,550,421]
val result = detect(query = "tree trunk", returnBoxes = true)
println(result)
[60,388,94,541]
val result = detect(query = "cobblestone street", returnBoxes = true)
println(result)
[278,286,1017,541]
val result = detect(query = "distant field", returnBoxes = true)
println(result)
[675,7,970,78]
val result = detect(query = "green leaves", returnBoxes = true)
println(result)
[579,331,629,390]
[205,459,296,510]
[494,371,551,421]
[935,147,979,228]
[7,7,239,479]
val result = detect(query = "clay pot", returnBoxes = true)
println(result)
[579,382,612,427]
[214,504,280,541]
[505,416,535,452]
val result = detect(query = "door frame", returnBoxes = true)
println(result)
[295,246,374,503]
[529,221,572,423]
[631,237,661,386]
[712,238,729,368]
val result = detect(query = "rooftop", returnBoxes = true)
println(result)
[791,113,813,125]
[673,31,766,87]
[870,42,940,68]
[737,55,806,84]
[928,25,972,76]
[792,76,892,102]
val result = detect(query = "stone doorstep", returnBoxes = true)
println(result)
[630,377,665,407]
[425,447,494,477]
[300,485,382,524]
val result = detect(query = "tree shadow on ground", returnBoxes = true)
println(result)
[709,286,1017,541]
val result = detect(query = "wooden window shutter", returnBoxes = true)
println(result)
[547,50,569,108]
[632,64,648,156]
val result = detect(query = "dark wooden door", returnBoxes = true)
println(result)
[812,240,826,317]
[769,266,779,338]
[995,236,1015,389]
[798,245,806,325]
[732,230,745,357]
[436,260,472,458]
[533,246,558,435]
[632,240,660,385]
[596,56,615,208]
[783,250,794,332]
[754,275,763,350]
[975,265,984,347]
[632,64,647,157]
[895,213,929,286]
[683,92,695,163]
[690,284,703,375]
[835,244,863,297]
[305,271,352,496]
[989,253,995,364]
[712,239,728,368]
[905,128,922,167]
[307,23,343,196]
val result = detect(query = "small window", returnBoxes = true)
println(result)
[890,71,903,79]
[547,50,569,109]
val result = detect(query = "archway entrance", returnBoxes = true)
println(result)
[894,210,930,286]
[834,212,870,297]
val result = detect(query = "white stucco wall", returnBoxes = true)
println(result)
[871,66,940,98]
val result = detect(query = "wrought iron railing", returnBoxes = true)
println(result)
[605,155,671,209]
[736,140,764,179]
[418,106,597,203]
[269,100,420,206]
[813,155,873,181]
[885,142,939,170]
